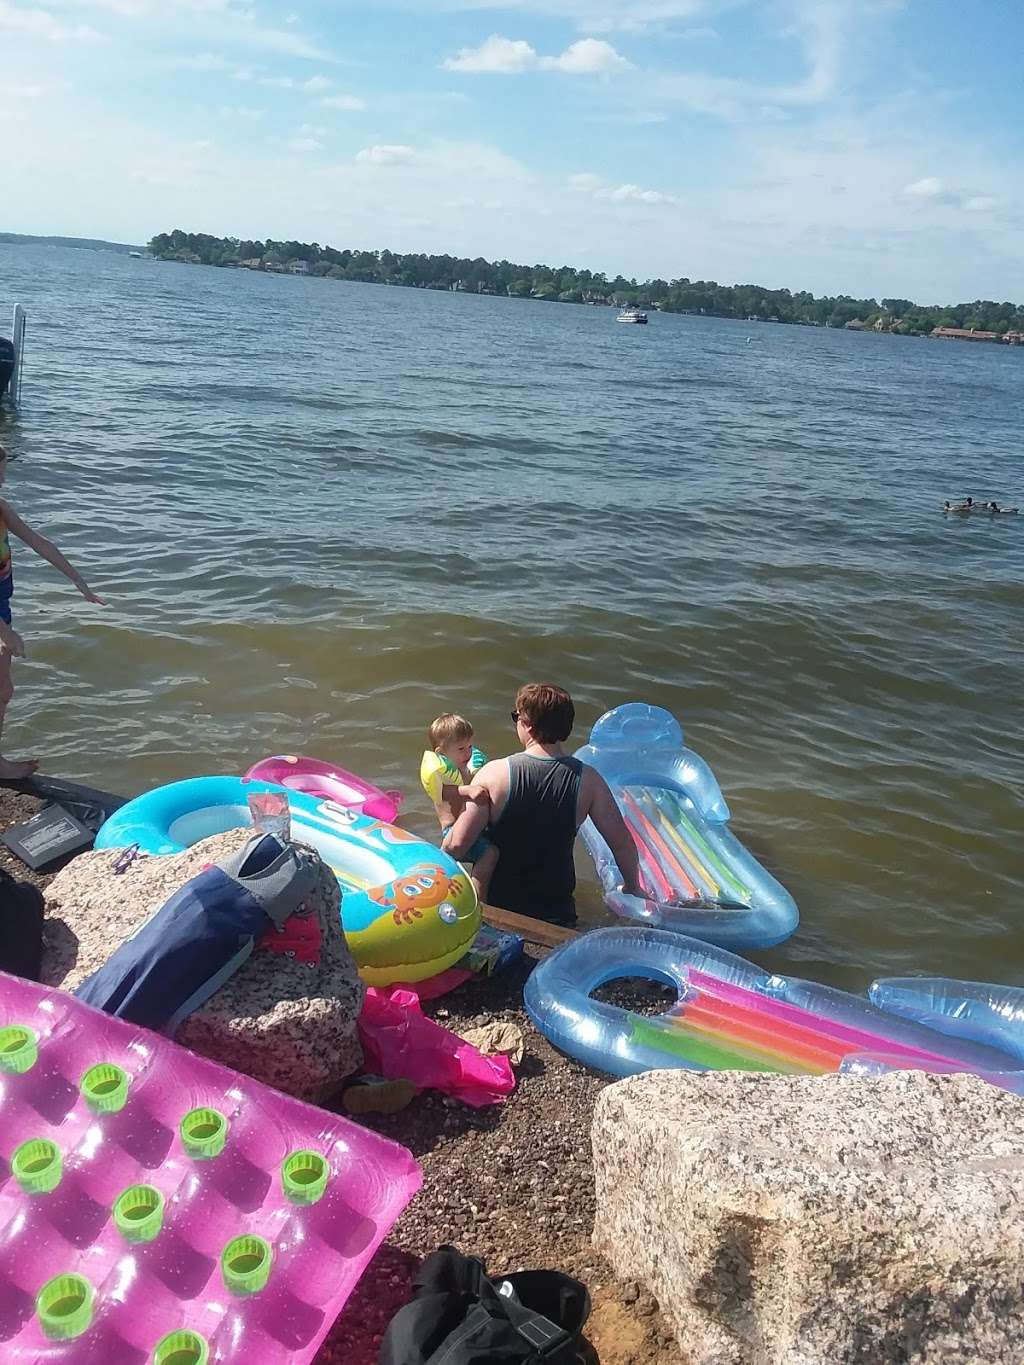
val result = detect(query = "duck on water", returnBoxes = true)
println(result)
[943,497,1019,515]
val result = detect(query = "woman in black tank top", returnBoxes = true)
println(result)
[487,752,583,925]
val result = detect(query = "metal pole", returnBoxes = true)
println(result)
[11,305,26,405]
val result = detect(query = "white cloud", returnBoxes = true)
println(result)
[41,0,334,61]
[444,35,537,73]
[444,32,630,74]
[355,143,416,164]
[0,1,100,40]
[603,181,678,205]
[648,0,876,119]
[54,0,233,14]
[320,94,366,111]
[568,170,678,206]
[429,0,710,33]
[257,73,333,91]
[284,136,322,152]
[901,179,1002,214]
[903,176,944,199]
[541,38,630,73]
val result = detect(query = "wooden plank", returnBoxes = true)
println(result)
[481,902,579,947]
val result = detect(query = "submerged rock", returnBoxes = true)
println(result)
[592,1068,1024,1364]
[43,829,364,1100]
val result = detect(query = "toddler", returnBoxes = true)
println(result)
[420,713,497,900]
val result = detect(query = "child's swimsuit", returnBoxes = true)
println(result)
[0,512,14,625]
[420,746,492,863]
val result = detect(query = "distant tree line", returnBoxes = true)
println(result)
[1,232,141,252]
[149,230,1024,335]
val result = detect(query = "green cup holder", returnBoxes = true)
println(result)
[221,1234,272,1296]
[113,1183,165,1243]
[152,1328,210,1365]
[0,1024,37,1074]
[36,1273,94,1341]
[80,1062,130,1115]
[12,1137,62,1195]
[180,1106,228,1160]
[281,1149,329,1206]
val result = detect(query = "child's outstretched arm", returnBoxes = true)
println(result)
[1,501,106,605]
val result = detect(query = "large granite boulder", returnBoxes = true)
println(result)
[43,830,365,1100]
[592,1069,1024,1364]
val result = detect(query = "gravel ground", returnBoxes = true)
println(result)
[318,956,682,1364]
[0,786,682,1364]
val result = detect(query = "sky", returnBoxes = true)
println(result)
[2,0,1022,301]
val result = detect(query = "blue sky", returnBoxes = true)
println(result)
[3,0,1022,300]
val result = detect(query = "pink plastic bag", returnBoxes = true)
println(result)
[359,988,516,1108]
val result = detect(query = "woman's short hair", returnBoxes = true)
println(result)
[515,683,575,743]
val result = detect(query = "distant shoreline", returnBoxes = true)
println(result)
[147,229,1024,341]
[7,230,1023,344]
[0,232,144,254]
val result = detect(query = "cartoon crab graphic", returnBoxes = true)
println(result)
[368,863,466,926]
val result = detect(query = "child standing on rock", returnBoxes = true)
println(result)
[0,442,105,778]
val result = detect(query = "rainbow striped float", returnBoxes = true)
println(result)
[525,927,1024,1091]
[575,703,798,949]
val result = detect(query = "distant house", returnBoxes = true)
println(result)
[239,258,263,270]
[931,326,999,342]
[288,259,310,275]
[264,262,287,273]
[844,319,866,331]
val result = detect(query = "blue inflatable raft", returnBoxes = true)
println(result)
[575,703,798,949]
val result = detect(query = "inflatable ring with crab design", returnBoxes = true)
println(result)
[94,775,480,986]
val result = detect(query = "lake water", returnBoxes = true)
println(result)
[1,244,1021,990]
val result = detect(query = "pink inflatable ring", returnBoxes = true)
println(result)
[244,755,403,824]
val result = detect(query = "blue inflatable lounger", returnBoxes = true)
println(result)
[575,703,798,950]
[525,926,1024,1087]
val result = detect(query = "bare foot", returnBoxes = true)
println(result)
[0,756,39,780]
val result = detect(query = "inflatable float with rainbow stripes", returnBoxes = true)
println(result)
[525,926,1024,1089]
[575,703,798,950]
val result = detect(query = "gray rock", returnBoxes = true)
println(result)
[592,1069,1024,1364]
[43,830,364,1100]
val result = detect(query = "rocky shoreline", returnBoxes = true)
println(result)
[1,786,678,1365]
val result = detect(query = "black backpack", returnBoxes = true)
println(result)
[378,1247,592,1365]
[0,866,45,981]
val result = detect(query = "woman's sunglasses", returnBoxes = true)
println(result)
[510,711,520,725]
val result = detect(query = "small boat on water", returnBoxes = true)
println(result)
[616,305,648,325]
